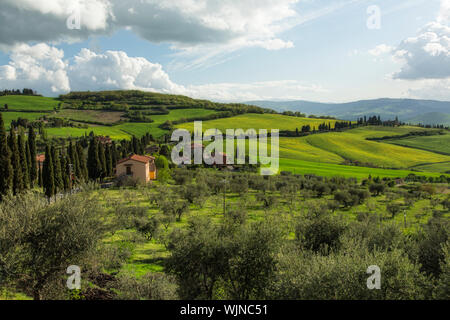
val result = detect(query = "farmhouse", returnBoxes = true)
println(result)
[116,154,157,184]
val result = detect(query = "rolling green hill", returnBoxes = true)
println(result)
[0,95,59,111]
[2,91,449,178]
[177,113,338,132]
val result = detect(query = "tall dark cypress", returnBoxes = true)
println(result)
[98,142,107,179]
[111,141,118,168]
[28,126,37,187]
[8,128,23,195]
[38,163,43,188]
[61,155,70,192]
[18,133,30,189]
[43,145,55,199]
[105,144,113,177]
[0,113,13,199]
[77,142,88,181]
[87,137,101,180]
[51,146,63,193]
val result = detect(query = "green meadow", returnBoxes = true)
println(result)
[177,113,338,132]
[0,95,59,111]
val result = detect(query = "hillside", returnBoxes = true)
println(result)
[245,98,450,124]
[406,112,450,126]
[2,91,450,178]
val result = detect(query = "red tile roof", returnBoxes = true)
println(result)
[117,154,155,165]
[36,154,45,163]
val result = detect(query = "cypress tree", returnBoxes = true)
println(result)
[111,141,118,168]
[105,145,113,177]
[51,146,63,193]
[18,133,30,189]
[38,163,43,188]
[61,155,70,192]
[98,142,107,179]
[8,128,23,195]
[28,126,37,187]
[88,138,101,180]
[77,142,88,181]
[0,113,13,199]
[43,145,55,199]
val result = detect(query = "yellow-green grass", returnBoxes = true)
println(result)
[0,95,59,111]
[45,108,219,140]
[50,109,126,124]
[278,158,447,179]
[177,113,338,133]
[117,108,218,137]
[412,162,450,173]
[0,111,47,129]
[384,132,450,155]
[304,132,450,169]
[95,184,449,277]
[46,126,132,140]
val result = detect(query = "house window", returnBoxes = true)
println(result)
[126,165,132,176]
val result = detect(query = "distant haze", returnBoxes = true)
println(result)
[244,98,450,125]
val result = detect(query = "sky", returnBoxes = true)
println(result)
[0,0,449,103]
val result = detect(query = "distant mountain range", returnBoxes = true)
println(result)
[244,98,450,125]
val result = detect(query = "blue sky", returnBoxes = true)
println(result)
[0,0,449,102]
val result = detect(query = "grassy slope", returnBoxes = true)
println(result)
[46,108,218,139]
[384,132,450,155]
[179,116,450,176]
[177,113,338,132]
[0,111,48,129]
[97,185,449,276]
[50,109,126,124]
[0,95,59,111]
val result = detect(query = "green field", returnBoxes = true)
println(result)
[0,111,47,129]
[0,95,59,111]
[178,116,450,175]
[278,158,446,179]
[177,113,338,132]
[45,108,219,140]
[50,109,126,124]
[384,132,450,155]
[118,108,218,137]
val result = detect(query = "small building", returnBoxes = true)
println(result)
[116,154,157,184]
[36,154,45,169]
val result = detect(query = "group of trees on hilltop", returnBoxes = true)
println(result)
[288,121,354,137]
[357,115,402,127]
[0,114,38,200]
[59,90,272,115]
[0,88,39,96]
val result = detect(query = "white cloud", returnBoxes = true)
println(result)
[405,78,450,100]
[0,43,70,94]
[68,49,185,94]
[1,44,326,101]
[392,22,450,80]
[438,0,450,23]
[368,44,393,56]
[185,80,329,102]
[0,0,298,53]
